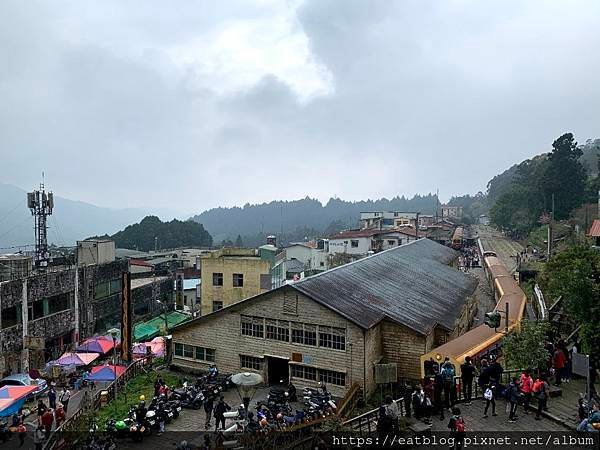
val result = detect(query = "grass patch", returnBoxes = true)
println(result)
[93,369,181,427]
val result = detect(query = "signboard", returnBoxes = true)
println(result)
[572,352,589,377]
[176,274,184,309]
[374,363,398,384]
[121,271,132,362]
[24,336,44,350]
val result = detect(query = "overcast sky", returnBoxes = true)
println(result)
[1,0,599,216]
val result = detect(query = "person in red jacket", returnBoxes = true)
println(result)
[55,404,66,428]
[553,347,566,386]
[41,408,54,439]
[520,369,533,413]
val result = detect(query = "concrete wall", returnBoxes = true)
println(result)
[200,253,270,316]
[77,240,116,266]
[328,237,371,255]
[172,287,369,398]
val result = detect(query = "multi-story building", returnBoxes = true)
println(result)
[441,205,463,220]
[360,211,419,230]
[171,239,478,397]
[0,245,174,374]
[0,254,32,282]
[199,248,271,316]
[328,228,422,256]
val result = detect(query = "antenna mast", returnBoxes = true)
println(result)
[27,175,54,269]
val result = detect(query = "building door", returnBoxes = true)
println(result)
[266,356,289,385]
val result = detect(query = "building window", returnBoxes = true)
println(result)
[319,326,346,350]
[240,355,263,370]
[266,319,289,342]
[241,316,264,338]
[387,240,395,245]
[195,347,215,362]
[291,365,317,381]
[212,301,223,312]
[212,273,223,286]
[320,261,324,267]
[350,240,359,248]
[260,274,271,290]
[174,343,214,362]
[291,323,316,346]
[319,369,346,386]
[283,292,297,315]
[233,273,244,287]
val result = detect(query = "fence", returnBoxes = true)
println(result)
[43,357,151,450]
[343,368,524,436]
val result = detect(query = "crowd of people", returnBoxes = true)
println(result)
[458,246,480,272]
[8,385,72,449]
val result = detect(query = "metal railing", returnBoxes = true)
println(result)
[43,357,151,450]
[343,368,525,436]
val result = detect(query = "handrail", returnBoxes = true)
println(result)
[43,357,151,450]
[336,383,362,418]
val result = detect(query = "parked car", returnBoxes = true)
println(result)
[0,374,48,400]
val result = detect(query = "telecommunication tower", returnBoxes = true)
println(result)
[27,179,54,268]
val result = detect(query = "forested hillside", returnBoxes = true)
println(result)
[109,216,213,251]
[191,195,439,247]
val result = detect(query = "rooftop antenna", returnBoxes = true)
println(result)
[27,173,54,269]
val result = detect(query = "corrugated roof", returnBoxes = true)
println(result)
[589,220,600,237]
[330,228,424,240]
[292,239,477,334]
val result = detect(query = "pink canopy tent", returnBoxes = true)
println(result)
[133,336,165,358]
[56,352,99,366]
[76,336,117,354]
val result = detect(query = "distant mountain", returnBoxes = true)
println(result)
[108,216,213,251]
[0,182,152,250]
[190,195,440,247]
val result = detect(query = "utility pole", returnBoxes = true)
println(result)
[547,193,554,258]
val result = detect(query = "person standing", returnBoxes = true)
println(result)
[48,386,57,410]
[213,396,230,431]
[55,404,66,428]
[433,366,445,420]
[553,346,566,386]
[520,369,533,414]
[441,360,456,411]
[507,378,519,423]
[41,408,54,439]
[533,375,549,420]
[33,424,45,450]
[447,407,466,450]
[483,383,497,418]
[17,423,27,448]
[382,396,400,433]
[59,387,71,414]
[36,400,46,423]
[460,357,476,405]
[204,394,214,429]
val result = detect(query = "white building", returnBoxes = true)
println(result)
[360,211,419,230]
[77,239,116,266]
[328,229,422,256]
[284,242,329,272]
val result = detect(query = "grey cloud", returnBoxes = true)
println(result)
[0,0,599,213]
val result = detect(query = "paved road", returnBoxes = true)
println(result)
[430,399,570,433]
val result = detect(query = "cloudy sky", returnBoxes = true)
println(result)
[1,0,599,216]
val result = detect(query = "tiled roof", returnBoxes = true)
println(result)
[330,228,424,240]
[292,238,476,334]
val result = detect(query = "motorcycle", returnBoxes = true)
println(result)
[269,381,297,402]
[105,419,130,439]
[171,387,204,410]
[0,420,11,443]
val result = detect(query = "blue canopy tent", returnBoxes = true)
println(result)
[0,385,37,417]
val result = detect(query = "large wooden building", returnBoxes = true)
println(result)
[171,239,478,397]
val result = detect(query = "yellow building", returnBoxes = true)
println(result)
[200,248,271,316]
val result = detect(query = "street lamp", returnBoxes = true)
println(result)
[107,327,119,411]
[231,372,263,424]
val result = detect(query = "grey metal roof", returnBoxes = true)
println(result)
[291,238,477,335]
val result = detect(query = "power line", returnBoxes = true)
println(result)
[0,200,26,228]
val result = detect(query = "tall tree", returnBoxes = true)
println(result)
[235,235,244,247]
[540,245,600,353]
[540,133,586,219]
